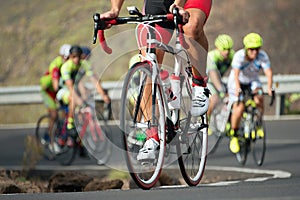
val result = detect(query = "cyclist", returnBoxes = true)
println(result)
[207,34,235,117]
[40,44,71,147]
[100,0,211,161]
[56,45,111,135]
[227,33,273,153]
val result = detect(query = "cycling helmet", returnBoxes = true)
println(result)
[243,33,263,49]
[69,45,83,56]
[81,46,91,57]
[215,34,234,51]
[59,44,71,59]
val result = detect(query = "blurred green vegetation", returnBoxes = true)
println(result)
[0,0,299,87]
[0,0,299,125]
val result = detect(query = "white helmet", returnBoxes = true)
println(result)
[59,44,71,59]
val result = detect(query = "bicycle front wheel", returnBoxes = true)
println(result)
[207,99,226,155]
[120,62,166,189]
[252,116,266,166]
[55,134,77,166]
[235,116,249,166]
[176,76,208,186]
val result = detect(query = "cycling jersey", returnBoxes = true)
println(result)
[227,48,271,101]
[60,59,93,83]
[40,56,64,92]
[228,49,270,84]
[207,49,235,77]
[207,49,234,94]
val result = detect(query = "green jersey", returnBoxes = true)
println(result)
[60,59,94,83]
[207,49,235,77]
[40,56,64,91]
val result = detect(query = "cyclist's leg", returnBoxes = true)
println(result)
[251,81,265,137]
[57,87,75,135]
[227,82,245,153]
[41,89,58,139]
[139,1,174,145]
[183,1,212,116]
[251,81,264,117]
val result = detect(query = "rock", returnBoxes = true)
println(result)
[84,179,123,191]
[159,172,181,186]
[0,177,24,194]
[48,172,93,192]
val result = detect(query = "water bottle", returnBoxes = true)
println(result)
[136,131,147,142]
[160,69,175,102]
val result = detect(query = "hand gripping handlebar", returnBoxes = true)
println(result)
[92,7,189,54]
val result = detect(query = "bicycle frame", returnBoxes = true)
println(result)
[93,7,208,188]
[78,108,104,142]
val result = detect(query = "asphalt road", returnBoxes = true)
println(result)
[0,117,300,200]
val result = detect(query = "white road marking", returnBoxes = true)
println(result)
[203,166,291,187]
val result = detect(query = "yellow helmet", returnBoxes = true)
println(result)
[215,34,234,50]
[243,33,263,49]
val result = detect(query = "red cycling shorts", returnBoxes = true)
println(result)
[184,0,212,18]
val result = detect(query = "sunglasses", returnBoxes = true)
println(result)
[248,47,260,51]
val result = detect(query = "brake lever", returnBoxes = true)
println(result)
[93,13,100,44]
[92,13,113,54]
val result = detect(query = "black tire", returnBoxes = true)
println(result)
[252,116,266,166]
[120,62,166,189]
[176,76,208,186]
[55,134,77,166]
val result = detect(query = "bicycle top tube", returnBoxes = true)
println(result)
[93,7,188,54]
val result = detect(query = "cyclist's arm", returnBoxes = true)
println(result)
[100,0,124,20]
[90,76,111,103]
[207,51,226,94]
[233,68,241,96]
[264,67,273,96]
[209,70,225,94]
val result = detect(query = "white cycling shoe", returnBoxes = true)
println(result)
[137,138,159,161]
[190,86,210,117]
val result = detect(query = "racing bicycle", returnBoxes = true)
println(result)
[35,88,112,165]
[209,88,275,166]
[93,7,208,189]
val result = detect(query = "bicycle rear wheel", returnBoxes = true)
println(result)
[176,76,208,186]
[120,62,166,189]
[252,116,266,166]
